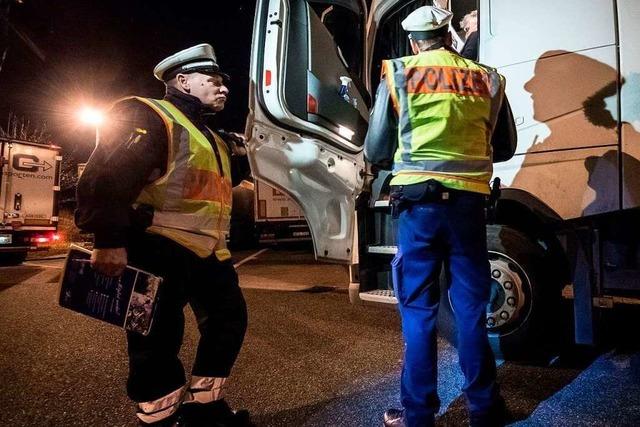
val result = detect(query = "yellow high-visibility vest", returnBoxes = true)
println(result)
[125,97,233,260]
[383,49,506,194]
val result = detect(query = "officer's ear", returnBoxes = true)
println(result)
[176,73,190,92]
[409,39,420,55]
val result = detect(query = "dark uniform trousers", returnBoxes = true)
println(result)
[124,232,247,403]
[391,182,499,427]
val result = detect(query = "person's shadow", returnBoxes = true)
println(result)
[511,50,640,218]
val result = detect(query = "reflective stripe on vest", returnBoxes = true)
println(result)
[383,50,505,194]
[124,97,233,259]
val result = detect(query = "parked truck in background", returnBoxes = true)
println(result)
[0,137,62,265]
[245,0,640,360]
[230,178,310,249]
[254,179,310,243]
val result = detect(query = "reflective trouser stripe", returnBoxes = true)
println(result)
[183,376,227,404]
[136,386,186,424]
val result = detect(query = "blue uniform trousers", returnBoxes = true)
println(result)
[391,190,498,427]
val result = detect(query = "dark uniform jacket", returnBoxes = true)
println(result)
[75,87,249,249]
[460,31,479,61]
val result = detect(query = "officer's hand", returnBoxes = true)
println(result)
[229,132,247,156]
[91,247,128,277]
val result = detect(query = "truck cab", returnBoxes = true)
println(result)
[246,0,640,360]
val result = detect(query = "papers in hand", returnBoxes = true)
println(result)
[58,244,163,336]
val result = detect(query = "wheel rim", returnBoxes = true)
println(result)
[485,251,533,336]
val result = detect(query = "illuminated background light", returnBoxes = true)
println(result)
[78,107,104,126]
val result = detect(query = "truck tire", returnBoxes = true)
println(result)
[0,251,28,266]
[437,225,563,362]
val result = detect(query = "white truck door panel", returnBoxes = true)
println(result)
[481,0,616,69]
[618,0,640,209]
[481,0,620,219]
[247,0,367,262]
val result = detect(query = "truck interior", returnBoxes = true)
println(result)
[368,0,477,90]
[261,0,369,149]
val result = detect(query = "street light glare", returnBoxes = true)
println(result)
[78,107,104,126]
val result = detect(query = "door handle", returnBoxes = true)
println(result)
[14,193,22,211]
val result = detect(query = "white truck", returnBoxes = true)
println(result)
[245,0,640,360]
[254,179,310,243]
[0,137,62,264]
[230,179,310,248]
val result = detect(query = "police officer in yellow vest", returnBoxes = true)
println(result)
[76,44,252,427]
[364,6,517,427]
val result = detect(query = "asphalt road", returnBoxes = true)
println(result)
[1,246,639,426]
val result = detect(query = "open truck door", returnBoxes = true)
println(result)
[246,0,369,263]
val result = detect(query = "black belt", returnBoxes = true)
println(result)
[389,179,473,217]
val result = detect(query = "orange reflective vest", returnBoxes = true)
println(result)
[126,97,233,260]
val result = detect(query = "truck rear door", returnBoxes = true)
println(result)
[0,140,61,229]
[247,0,369,262]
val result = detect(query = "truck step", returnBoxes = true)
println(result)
[367,245,398,255]
[359,289,398,304]
[562,285,640,306]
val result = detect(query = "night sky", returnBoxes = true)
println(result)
[1,0,256,160]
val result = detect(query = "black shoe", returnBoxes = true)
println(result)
[180,399,253,427]
[469,398,507,427]
[383,408,406,427]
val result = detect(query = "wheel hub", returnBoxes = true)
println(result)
[486,257,526,330]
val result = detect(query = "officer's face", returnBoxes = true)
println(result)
[184,72,229,111]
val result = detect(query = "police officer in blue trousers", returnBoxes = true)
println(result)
[364,6,517,427]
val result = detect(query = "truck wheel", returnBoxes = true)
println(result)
[0,251,28,266]
[437,225,563,362]
[229,221,258,250]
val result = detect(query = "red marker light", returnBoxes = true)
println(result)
[265,70,272,87]
[307,94,318,114]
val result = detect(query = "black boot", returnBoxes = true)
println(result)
[469,397,508,427]
[383,408,406,427]
[180,399,252,427]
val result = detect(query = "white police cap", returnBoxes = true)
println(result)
[153,43,229,82]
[401,6,452,40]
